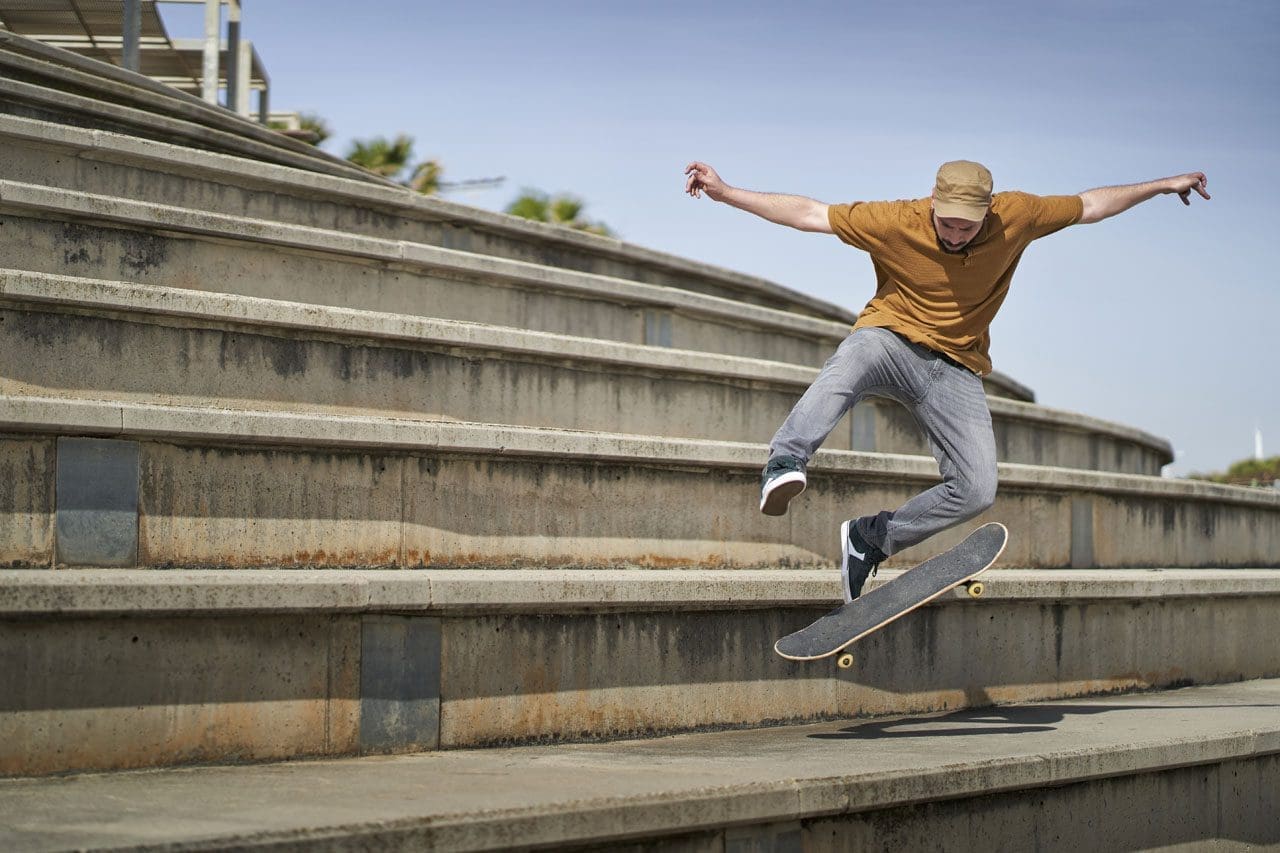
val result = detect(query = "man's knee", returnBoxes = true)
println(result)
[953,469,998,518]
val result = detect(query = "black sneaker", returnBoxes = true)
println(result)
[759,455,806,516]
[840,520,885,603]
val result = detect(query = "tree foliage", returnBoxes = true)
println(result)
[298,113,331,145]
[504,189,615,236]
[343,135,453,196]
[409,159,443,195]
[345,134,415,179]
[1188,455,1280,487]
[268,111,331,146]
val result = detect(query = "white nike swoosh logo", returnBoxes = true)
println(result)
[849,543,866,561]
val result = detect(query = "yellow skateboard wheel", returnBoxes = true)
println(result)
[966,581,985,598]
[837,653,855,669]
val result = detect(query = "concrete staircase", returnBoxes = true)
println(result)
[1,37,1278,852]
[0,31,382,185]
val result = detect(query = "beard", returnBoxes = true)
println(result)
[937,238,970,255]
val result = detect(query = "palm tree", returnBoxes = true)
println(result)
[268,111,331,147]
[505,189,615,236]
[345,135,415,179]
[408,159,443,195]
[297,112,331,145]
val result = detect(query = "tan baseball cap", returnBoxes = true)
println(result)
[933,160,993,221]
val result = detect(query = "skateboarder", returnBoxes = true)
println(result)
[684,159,1209,603]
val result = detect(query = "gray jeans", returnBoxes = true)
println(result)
[770,326,998,557]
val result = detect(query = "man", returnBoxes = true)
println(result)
[684,159,1209,603]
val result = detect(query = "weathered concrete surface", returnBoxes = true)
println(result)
[1,568,1278,773]
[0,195,848,367]
[0,437,53,566]
[0,397,1274,569]
[5,567,1279,617]
[435,594,1278,748]
[140,442,406,569]
[0,292,826,451]
[0,270,1170,471]
[0,111,854,323]
[802,755,1278,852]
[0,680,1276,851]
[0,613,360,776]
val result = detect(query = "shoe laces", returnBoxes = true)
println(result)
[765,456,798,475]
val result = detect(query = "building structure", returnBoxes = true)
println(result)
[0,0,270,120]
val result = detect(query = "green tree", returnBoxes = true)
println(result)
[342,134,503,197]
[345,134,415,179]
[297,112,331,145]
[1188,455,1280,487]
[268,111,331,147]
[408,159,443,195]
[505,189,615,237]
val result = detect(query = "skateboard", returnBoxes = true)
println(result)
[774,522,1008,668]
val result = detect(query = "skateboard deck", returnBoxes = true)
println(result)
[774,522,1008,666]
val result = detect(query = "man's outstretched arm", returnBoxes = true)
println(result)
[684,161,834,233]
[1078,172,1210,225]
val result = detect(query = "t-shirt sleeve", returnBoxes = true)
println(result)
[1019,193,1084,240]
[827,201,897,251]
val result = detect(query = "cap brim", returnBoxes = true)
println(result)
[933,200,988,222]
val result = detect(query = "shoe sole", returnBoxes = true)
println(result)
[759,473,806,516]
[839,519,853,603]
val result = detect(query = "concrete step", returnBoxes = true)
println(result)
[0,33,384,186]
[2,395,1275,570]
[1,679,1277,850]
[0,177,861,370]
[0,111,864,327]
[3,567,1278,777]
[0,270,1171,472]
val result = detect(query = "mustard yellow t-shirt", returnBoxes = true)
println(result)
[827,192,1083,375]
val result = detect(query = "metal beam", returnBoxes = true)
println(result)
[122,0,142,71]
[225,0,241,111]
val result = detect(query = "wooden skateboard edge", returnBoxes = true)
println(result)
[773,522,1009,662]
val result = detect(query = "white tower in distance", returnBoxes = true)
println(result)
[1256,425,1264,461]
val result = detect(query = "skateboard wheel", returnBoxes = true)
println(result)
[837,653,855,669]
[966,581,985,598]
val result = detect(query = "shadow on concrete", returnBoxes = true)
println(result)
[809,702,1279,740]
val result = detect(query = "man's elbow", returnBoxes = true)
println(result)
[1077,193,1104,225]
[798,203,833,233]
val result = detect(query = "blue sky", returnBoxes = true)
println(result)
[162,1,1279,477]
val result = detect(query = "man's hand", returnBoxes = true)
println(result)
[685,161,729,201]
[1164,172,1211,206]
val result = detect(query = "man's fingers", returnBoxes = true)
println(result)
[685,164,712,199]
[1190,173,1210,201]
[1175,173,1210,206]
